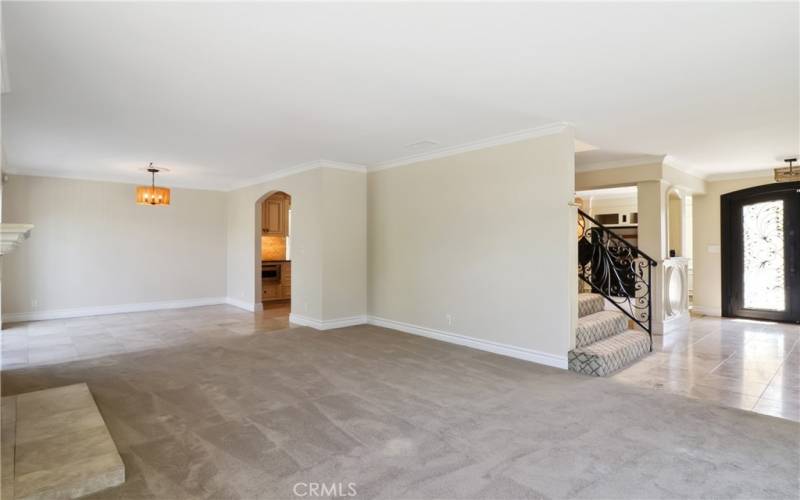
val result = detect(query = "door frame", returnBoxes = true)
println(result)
[721,181,800,323]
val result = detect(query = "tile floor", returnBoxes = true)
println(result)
[0,303,291,370]
[1,306,798,423]
[612,313,800,422]
[1,311,797,499]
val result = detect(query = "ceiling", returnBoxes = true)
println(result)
[2,2,798,190]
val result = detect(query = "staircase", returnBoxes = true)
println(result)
[568,294,650,376]
[571,208,657,376]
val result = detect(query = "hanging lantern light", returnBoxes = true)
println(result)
[774,158,800,183]
[135,163,171,206]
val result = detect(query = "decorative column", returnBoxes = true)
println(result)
[662,257,691,331]
[637,180,668,335]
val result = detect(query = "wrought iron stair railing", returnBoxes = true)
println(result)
[577,209,658,350]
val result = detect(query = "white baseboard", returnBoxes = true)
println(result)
[224,297,262,312]
[690,305,721,317]
[3,297,228,323]
[367,316,568,369]
[289,314,367,330]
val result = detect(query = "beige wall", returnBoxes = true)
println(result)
[576,162,705,194]
[321,168,367,320]
[225,166,367,323]
[692,175,774,315]
[637,180,668,331]
[576,163,662,191]
[368,131,576,365]
[2,175,227,319]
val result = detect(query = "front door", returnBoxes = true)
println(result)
[721,181,800,323]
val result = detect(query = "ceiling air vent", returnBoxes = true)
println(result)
[404,140,439,151]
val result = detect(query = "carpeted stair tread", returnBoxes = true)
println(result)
[577,293,604,318]
[568,330,650,377]
[575,310,628,348]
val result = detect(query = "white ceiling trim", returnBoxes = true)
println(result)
[661,155,707,180]
[705,168,775,182]
[226,159,367,191]
[1,165,220,191]
[574,140,597,153]
[369,122,570,172]
[3,159,367,192]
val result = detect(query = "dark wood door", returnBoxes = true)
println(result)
[721,181,800,323]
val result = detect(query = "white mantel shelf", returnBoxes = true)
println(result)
[0,223,34,255]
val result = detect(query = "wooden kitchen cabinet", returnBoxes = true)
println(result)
[262,262,291,302]
[262,192,290,236]
[279,262,291,300]
[262,284,280,300]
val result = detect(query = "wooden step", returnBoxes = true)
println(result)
[1,384,124,500]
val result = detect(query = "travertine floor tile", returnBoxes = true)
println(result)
[11,384,124,500]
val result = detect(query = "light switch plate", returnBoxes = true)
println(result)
[708,244,721,254]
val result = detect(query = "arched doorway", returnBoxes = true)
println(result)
[256,190,292,318]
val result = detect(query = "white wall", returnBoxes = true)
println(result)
[2,175,227,320]
[225,166,367,325]
[367,130,576,366]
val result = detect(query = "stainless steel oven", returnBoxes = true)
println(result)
[261,262,281,282]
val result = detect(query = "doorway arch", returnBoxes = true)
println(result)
[254,190,292,314]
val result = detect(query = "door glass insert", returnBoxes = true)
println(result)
[742,200,785,311]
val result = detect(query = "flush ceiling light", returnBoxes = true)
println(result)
[135,163,171,206]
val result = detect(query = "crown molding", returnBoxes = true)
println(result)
[661,155,706,179]
[1,166,229,191]
[225,159,367,191]
[575,155,665,173]
[370,122,571,172]
[318,160,369,173]
[705,168,774,182]
[6,159,368,193]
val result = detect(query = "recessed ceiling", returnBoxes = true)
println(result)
[2,2,797,189]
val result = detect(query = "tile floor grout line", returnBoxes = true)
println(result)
[754,338,799,405]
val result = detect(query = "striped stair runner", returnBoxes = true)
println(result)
[569,294,650,376]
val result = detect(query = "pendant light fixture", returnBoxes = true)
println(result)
[774,158,800,183]
[135,163,171,205]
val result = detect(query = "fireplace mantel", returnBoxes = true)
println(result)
[0,223,34,255]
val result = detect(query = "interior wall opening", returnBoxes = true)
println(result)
[256,190,292,317]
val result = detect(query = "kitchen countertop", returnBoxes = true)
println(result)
[262,260,291,263]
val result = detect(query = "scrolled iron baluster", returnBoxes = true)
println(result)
[576,209,657,351]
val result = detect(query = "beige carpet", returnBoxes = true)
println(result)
[2,322,798,499]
